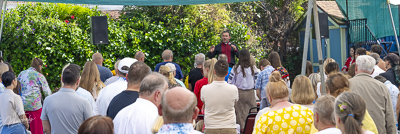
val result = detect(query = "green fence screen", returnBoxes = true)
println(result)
[336,0,399,39]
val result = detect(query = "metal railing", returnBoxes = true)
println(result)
[348,19,378,46]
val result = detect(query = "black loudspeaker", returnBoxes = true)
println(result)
[90,16,109,45]
[318,12,329,38]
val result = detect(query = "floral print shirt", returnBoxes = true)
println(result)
[17,67,52,111]
[157,123,203,134]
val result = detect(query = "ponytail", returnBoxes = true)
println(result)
[204,58,217,83]
[344,114,363,134]
[335,92,366,134]
[269,71,282,82]
[159,65,176,85]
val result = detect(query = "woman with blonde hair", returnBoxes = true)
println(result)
[79,61,105,100]
[194,58,217,113]
[159,65,180,89]
[253,71,313,133]
[291,75,315,110]
[308,73,321,100]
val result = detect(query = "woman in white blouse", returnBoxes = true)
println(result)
[228,49,258,130]
[0,71,29,134]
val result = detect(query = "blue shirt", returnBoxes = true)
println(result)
[175,78,186,88]
[255,66,275,99]
[154,62,184,80]
[224,67,232,81]
[76,87,97,115]
[157,123,203,134]
[97,64,113,83]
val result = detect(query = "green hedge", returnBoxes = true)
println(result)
[1,3,250,90]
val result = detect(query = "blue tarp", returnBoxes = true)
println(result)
[6,0,259,5]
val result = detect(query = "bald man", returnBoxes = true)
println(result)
[157,87,202,134]
[92,53,112,82]
[135,51,145,62]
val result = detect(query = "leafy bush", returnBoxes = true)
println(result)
[119,5,251,75]
[1,3,106,89]
[1,3,251,90]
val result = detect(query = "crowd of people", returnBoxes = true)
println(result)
[0,30,399,134]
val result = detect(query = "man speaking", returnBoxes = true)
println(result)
[212,30,239,67]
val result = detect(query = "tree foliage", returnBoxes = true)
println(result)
[1,3,251,90]
[227,0,307,83]
[119,5,251,74]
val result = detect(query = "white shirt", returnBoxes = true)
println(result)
[371,65,385,78]
[314,128,342,134]
[76,87,98,115]
[96,79,127,116]
[316,74,328,98]
[104,76,120,86]
[113,98,158,134]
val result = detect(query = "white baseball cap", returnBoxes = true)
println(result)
[118,57,137,74]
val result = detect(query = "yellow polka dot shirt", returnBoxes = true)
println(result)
[253,105,313,134]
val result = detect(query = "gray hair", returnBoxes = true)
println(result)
[369,53,380,65]
[139,72,168,96]
[308,73,321,87]
[162,50,173,60]
[161,89,197,123]
[355,55,375,74]
[195,53,205,66]
[218,54,228,62]
[314,95,336,126]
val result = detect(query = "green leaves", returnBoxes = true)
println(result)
[1,3,252,90]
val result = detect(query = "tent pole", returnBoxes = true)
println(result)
[313,0,325,95]
[0,0,6,45]
[388,3,400,55]
[300,0,314,75]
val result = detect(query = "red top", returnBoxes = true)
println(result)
[221,42,232,63]
[342,57,355,72]
[194,77,208,114]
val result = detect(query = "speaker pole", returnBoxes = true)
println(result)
[97,44,101,53]
[322,36,328,59]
